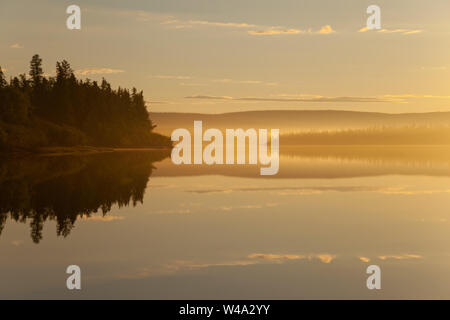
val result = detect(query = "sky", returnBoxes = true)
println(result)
[1,0,450,113]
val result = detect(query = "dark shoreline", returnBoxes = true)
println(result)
[0,145,172,157]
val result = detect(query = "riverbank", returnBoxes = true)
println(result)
[0,145,172,157]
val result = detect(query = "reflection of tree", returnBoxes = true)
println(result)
[0,151,169,243]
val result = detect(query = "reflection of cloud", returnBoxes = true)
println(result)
[117,252,336,279]
[381,189,450,195]
[378,254,422,260]
[82,215,125,222]
[11,240,23,246]
[186,185,395,195]
[249,253,335,263]
[75,68,125,75]
[219,203,275,211]
[249,253,304,260]
[315,254,335,264]
[187,185,450,196]
[151,209,191,214]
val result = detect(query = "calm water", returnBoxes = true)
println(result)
[1,147,450,299]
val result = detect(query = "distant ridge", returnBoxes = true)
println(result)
[150,110,450,135]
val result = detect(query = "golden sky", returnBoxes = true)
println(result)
[1,0,450,113]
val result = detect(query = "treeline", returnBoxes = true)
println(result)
[0,55,171,151]
[281,126,450,145]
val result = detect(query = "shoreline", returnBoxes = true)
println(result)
[0,146,172,157]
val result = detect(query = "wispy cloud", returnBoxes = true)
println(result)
[157,13,336,37]
[151,75,192,80]
[378,254,422,260]
[75,68,125,75]
[185,95,395,103]
[212,78,278,86]
[249,25,335,36]
[185,93,450,104]
[359,257,371,263]
[318,25,336,34]
[358,27,423,35]
[249,29,304,36]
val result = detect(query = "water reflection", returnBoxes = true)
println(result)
[1,146,450,298]
[0,151,169,242]
[2,146,450,242]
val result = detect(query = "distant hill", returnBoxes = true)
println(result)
[150,110,450,135]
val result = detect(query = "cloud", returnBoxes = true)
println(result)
[186,20,258,28]
[185,95,395,103]
[179,82,207,87]
[145,100,175,105]
[378,254,422,261]
[185,95,233,100]
[318,25,335,34]
[249,29,303,36]
[358,27,423,35]
[213,78,261,84]
[75,68,125,75]
[358,27,369,33]
[211,78,278,86]
[10,43,23,49]
[159,14,335,37]
[359,257,371,263]
[249,25,335,36]
[151,75,192,80]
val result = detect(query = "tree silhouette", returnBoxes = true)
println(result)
[0,55,171,150]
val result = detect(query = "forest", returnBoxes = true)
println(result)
[0,55,171,151]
